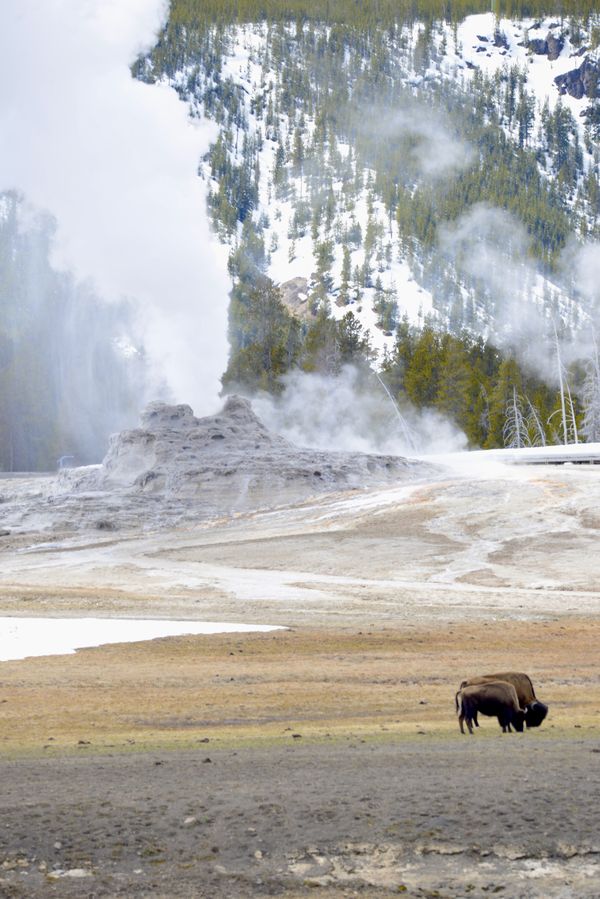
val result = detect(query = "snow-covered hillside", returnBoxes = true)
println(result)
[455,14,598,175]
[144,10,600,370]
[458,15,597,107]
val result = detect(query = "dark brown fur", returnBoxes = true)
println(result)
[459,672,548,729]
[456,681,526,735]
[460,672,536,706]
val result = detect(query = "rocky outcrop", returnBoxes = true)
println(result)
[493,30,509,51]
[44,396,434,530]
[279,277,312,320]
[528,37,549,55]
[546,34,564,61]
[555,58,600,100]
[527,32,564,60]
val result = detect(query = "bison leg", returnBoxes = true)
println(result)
[459,698,474,734]
[498,712,512,733]
[459,709,474,734]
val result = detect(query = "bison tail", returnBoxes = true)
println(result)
[455,690,461,714]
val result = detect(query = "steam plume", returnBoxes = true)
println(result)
[252,367,468,456]
[0,0,229,411]
[438,204,591,381]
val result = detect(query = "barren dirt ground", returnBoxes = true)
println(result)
[1,463,600,897]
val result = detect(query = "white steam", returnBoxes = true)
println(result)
[439,203,590,381]
[357,105,473,178]
[252,367,468,456]
[0,0,229,411]
[387,108,473,177]
[573,242,600,311]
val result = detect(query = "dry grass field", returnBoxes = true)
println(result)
[2,617,598,756]
[1,618,600,898]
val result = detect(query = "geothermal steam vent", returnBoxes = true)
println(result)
[60,396,426,524]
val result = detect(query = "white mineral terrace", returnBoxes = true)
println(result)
[0,617,283,662]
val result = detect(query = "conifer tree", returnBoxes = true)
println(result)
[435,337,474,437]
[403,326,442,407]
[339,245,352,305]
[485,357,522,449]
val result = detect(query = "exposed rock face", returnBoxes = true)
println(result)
[493,30,509,50]
[546,33,564,61]
[555,58,600,100]
[42,396,433,530]
[279,277,312,320]
[528,37,549,55]
[527,32,563,60]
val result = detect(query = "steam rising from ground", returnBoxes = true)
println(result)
[380,108,473,178]
[440,204,544,349]
[573,242,600,312]
[0,0,229,412]
[439,203,599,381]
[355,104,473,179]
[252,367,468,456]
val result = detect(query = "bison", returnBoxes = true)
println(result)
[459,672,548,729]
[456,681,526,734]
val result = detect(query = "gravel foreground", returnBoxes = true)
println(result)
[2,738,600,898]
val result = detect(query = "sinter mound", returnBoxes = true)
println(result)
[69,395,420,504]
[5,395,432,532]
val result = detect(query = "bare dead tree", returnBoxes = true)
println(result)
[524,395,546,446]
[503,387,530,448]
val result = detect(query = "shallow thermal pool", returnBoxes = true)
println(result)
[0,617,283,662]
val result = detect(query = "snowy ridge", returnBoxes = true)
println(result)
[165,12,599,360]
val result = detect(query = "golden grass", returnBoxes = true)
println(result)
[1,617,599,757]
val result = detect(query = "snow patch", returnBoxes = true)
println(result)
[0,617,283,662]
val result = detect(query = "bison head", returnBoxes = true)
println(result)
[525,700,548,728]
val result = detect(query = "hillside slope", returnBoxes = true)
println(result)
[144,7,600,356]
